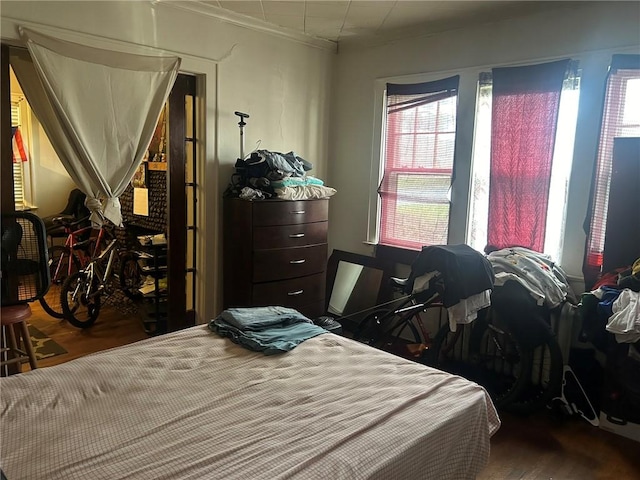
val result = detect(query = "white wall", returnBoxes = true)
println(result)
[9,67,74,217]
[1,0,334,321]
[329,2,640,284]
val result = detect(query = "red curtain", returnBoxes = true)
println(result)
[487,60,569,252]
[11,127,28,163]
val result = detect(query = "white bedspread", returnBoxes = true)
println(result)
[1,326,500,479]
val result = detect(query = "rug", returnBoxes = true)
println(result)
[28,325,68,360]
[104,288,139,315]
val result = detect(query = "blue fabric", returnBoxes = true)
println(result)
[219,306,310,330]
[597,286,622,318]
[209,306,326,355]
[270,176,324,188]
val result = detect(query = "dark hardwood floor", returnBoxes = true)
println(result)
[26,297,149,368]
[18,303,640,479]
[479,411,640,479]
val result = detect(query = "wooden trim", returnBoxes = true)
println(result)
[147,162,167,171]
[1,44,15,214]
[166,73,193,331]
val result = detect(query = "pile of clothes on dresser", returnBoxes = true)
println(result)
[224,149,336,201]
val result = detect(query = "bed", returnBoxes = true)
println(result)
[1,326,500,479]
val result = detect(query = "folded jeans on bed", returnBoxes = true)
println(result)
[219,306,312,330]
[210,306,326,355]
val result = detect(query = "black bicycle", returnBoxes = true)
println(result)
[353,282,532,410]
[350,245,564,414]
[352,274,444,361]
[429,308,532,410]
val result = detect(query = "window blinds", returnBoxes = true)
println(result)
[11,103,25,209]
[584,54,640,283]
[379,76,459,250]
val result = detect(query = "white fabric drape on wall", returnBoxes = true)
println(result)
[10,27,181,226]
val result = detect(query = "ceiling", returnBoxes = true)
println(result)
[200,1,573,45]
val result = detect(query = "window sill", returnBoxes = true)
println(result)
[15,205,38,212]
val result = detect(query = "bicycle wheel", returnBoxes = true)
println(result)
[39,246,81,318]
[61,271,101,328]
[430,316,532,410]
[354,308,423,360]
[502,335,564,415]
[119,252,143,300]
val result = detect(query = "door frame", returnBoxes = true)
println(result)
[1,32,216,325]
[167,73,197,331]
[1,44,14,213]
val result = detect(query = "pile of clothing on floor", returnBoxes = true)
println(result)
[487,246,576,309]
[485,246,577,348]
[224,149,336,201]
[580,258,640,349]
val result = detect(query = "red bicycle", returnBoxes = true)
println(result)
[39,216,108,318]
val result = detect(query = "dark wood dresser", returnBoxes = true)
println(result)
[223,198,329,319]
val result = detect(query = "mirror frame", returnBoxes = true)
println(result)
[325,249,392,315]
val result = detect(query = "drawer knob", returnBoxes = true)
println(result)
[291,210,306,214]
[289,233,305,238]
[289,259,306,264]
[288,290,304,296]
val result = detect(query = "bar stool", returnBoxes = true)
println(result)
[1,304,38,372]
[1,212,49,374]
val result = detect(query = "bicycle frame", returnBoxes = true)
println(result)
[393,293,441,341]
[60,232,140,328]
[381,275,444,337]
[352,278,445,359]
[52,220,111,280]
[76,238,119,300]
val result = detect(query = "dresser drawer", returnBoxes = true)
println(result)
[252,199,328,226]
[253,244,327,282]
[253,221,327,250]
[252,272,326,307]
[223,196,330,314]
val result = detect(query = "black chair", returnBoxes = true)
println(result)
[1,212,50,374]
[40,188,90,241]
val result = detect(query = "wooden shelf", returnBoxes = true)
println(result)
[147,162,167,171]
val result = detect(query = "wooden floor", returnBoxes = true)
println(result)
[26,298,150,368]
[17,304,640,479]
[480,412,640,479]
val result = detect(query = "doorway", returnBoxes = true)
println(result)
[1,46,199,350]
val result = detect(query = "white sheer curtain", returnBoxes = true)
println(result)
[10,27,181,226]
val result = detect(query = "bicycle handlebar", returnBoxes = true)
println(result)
[53,215,91,230]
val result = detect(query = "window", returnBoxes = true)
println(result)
[378,76,459,250]
[584,54,640,280]
[10,95,31,210]
[467,61,580,262]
